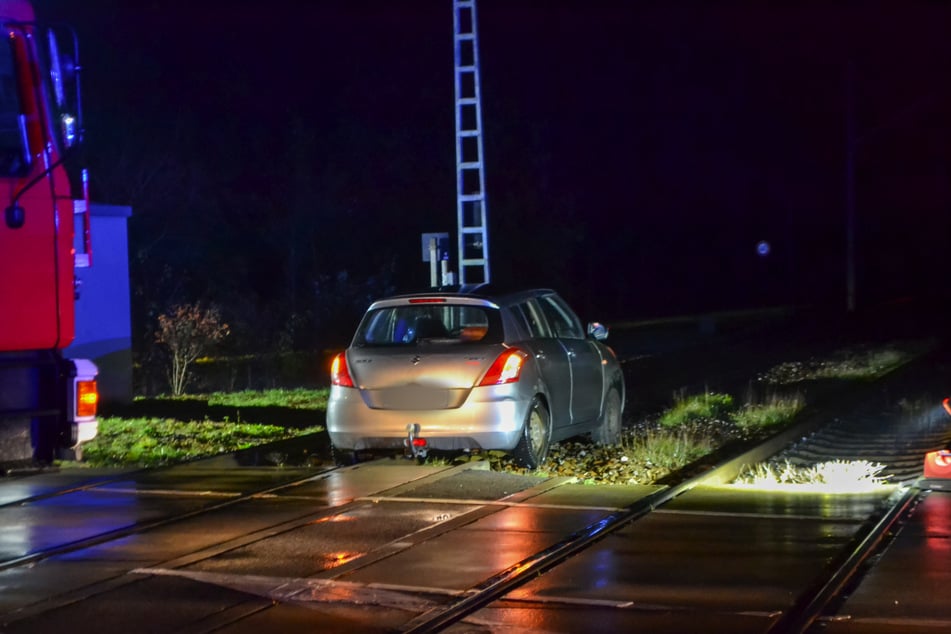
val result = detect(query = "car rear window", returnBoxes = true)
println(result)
[354,304,504,347]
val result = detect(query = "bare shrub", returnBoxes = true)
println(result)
[156,304,230,395]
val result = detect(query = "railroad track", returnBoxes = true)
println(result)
[766,484,923,633]
[0,464,363,577]
[1,338,948,632]
[397,350,945,633]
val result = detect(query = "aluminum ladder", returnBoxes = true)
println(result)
[452,0,490,285]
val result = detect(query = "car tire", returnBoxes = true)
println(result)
[592,387,622,445]
[512,396,551,469]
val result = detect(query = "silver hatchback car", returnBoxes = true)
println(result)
[327,288,625,468]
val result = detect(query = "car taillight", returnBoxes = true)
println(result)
[77,380,98,418]
[479,348,527,386]
[331,352,355,387]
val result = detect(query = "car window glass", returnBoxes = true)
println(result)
[537,295,583,339]
[509,303,530,338]
[356,304,502,346]
[508,304,530,338]
[520,300,552,338]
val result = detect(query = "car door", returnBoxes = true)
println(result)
[512,300,573,429]
[536,294,604,424]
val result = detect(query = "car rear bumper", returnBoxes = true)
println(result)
[327,385,530,451]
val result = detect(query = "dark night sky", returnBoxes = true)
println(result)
[31,0,951,326]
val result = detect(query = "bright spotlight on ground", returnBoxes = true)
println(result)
[733,459,894,494]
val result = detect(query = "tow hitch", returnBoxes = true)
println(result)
[404,423,428,461]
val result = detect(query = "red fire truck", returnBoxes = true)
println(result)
[0,0,97,470]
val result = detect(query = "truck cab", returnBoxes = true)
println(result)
[0,0,97,469]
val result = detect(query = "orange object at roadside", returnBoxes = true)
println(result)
[926,397,951,479]
[924,449,951,479]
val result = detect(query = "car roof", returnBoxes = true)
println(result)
[368,286,559,310]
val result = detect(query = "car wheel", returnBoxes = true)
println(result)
[512,396,551,469]
[592,387,622,445]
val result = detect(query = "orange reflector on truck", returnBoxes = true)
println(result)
[77,380,98,417]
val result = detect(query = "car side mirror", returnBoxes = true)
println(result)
[587,322,609,341]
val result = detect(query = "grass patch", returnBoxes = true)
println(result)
[811,347,909,381]
[758,342,925,385]
[623,428,715,471]
[659,392,734,428]
[207,388,328,408]
[71,388,330,469]
[144,387,329,409]
[731,393,805,433]
[75,416,323,468]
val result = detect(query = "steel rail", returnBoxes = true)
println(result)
[765,484,922,634]
[0,465,161,510]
